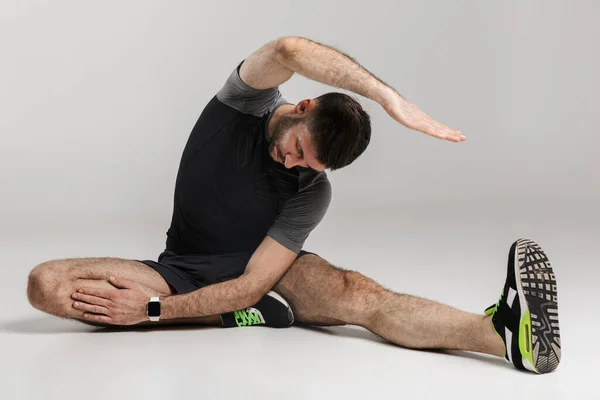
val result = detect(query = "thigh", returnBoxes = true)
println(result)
[32,256,172,294]
[28,257,173,322]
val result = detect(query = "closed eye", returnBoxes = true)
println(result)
[296,139,304,158]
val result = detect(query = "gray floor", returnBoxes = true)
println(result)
[1,203,598,400]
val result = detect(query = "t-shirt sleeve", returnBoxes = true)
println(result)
[267,170,332,253]
[216,60,284,117]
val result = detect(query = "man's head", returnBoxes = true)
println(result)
[268,92,371,172]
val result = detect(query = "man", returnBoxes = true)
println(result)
[26,37,560,374]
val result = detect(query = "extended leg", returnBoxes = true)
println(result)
[273,254,505,356]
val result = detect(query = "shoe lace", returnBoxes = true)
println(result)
[485,288,504,317]
[234,308,264,326]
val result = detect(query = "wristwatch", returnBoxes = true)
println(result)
[146,296,161,322]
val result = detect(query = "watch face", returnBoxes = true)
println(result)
[148,301,161,317]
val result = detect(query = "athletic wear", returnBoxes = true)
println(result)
[138,249,315,294]
[138,59,329,297]
[164,59,331,256]
[485,239,561,374]
[221,291,294,328]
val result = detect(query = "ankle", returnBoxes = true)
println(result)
[483,315,506,357]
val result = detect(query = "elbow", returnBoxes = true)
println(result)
[237,278,268,308]
[245,286,267,307]
[275,36,301,61]
[241,278,272,308]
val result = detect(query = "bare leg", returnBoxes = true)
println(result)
[273,254,506,356]
[27,257,219,327]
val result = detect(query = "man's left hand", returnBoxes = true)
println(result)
[382,92,467,143]
[71,277,151,325]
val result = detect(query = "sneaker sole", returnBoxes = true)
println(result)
[513,238,561,373]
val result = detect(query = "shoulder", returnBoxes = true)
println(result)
[267,168,332,253]
[297,168,332,210]
[216,60,285,117]
[299,168,331,191]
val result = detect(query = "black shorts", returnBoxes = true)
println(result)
[135,249,316,294]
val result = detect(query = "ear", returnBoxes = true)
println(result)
[295,99,313,114]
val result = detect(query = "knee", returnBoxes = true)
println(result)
[341,271,376,296]
[27,262,61,311]
[340,271,383,321]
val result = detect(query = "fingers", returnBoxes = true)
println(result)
[441,128,466,142]
[81,312,113,324]
[408,105,466,142]
[108,276,135,290]
[424,117,466,142]
[389,100,467,142]
[72,300,110,316]
[438,123,466,142]
[72,292,111,307]
[75,287,117,299]
[71,289,117,318]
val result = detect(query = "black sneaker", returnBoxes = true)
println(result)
[485,239,561,373]
[221,291,294,328]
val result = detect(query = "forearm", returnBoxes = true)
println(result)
[160,275,262,319]
[277,36,398,106]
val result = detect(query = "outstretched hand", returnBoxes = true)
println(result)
[71,277,153,325]
[382,93,466,143]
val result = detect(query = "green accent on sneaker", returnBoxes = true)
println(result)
[485,288,504,317]
[234,309,264,327]
[519,309,534,367]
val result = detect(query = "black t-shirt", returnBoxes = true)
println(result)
[165,60,331,256]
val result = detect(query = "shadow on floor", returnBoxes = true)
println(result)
[0,316,218,334]
[294,323,511,370]
[1,317,514,370]
[294,323,390,344]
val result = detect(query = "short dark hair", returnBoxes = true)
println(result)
[308,92,371,171]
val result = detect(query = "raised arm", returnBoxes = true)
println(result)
[240,36,466,142]
[240,37,389,103]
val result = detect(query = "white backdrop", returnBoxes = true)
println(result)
[1,1,598,399]
[1,1,598,230]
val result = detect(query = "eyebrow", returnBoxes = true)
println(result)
[298,138,324,171]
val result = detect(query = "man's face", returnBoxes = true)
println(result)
[269,116,326,172]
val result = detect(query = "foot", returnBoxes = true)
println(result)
[221,291,294,328]
[485,238,561,373]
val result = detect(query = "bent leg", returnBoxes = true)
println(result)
[27,257,224,328]
[273,254,505,356]
[27,256,174,325]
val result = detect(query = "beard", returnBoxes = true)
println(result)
[268,116,304,162]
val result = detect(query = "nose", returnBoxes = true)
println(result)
[283,154,293,168]
[283,154,304,169]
